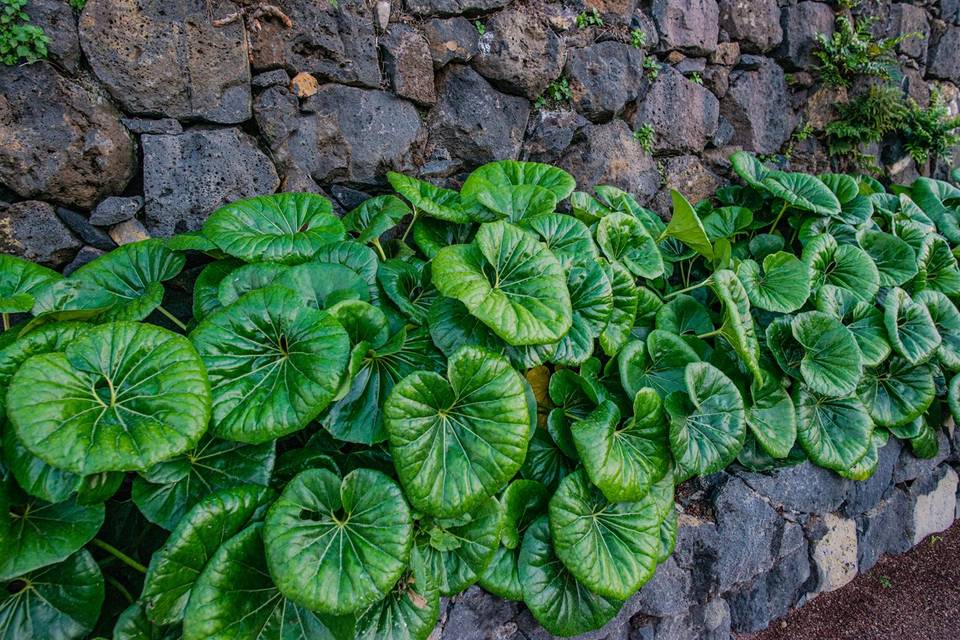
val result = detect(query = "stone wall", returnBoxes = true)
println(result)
[2,0,960,269]
[432,429,960,640]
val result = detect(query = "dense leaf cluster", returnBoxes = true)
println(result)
[1,156,960,638]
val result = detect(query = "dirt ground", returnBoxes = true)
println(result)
[744,520,960,640]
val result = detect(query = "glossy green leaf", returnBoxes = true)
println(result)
[915,289,960,370]
[762,171,841,216]
[857,357,934,428]
[619,331,700,399]
[765,316,803,378]
[816,285,891,367]
[203,193,345,264]
[313,241,381,302]
[192,259,241,320]
[387,172,469,223]
[710,269,762,383]
[661,190,714,259]
[572,393,670,502]
[596,212,665,279]
[548,469,660,599]
[385,346,531,517]
[792,311,863,397]
[378,259,437,324]
[183,524,355,640]
[475,184,557,222]
[746,371,797,459]
[803,234,880,302]
[343,195,410,244]
[655,294,712,337]
[462,160,576,202]
[499,480,548,550]
[838,429,888,481]
[666,362,746,480]
[264,468,413,615]
[0,478,104,580]
[911,177,960,243]
[858,230,917,287]
[412,219,476,261]
[730,151,770,190]
[216,262,289,306]
[275,261,370,310]
[0,551,103,640]
[418,496,503,595]
[432,221,571,346]
[141,485,275,625]
[915,234,960,296]
[794,386,873,472]
[426,296,504,359]
[3,428,83,505]
[0,254,60,313]
[113,601,181,640]
[884,287,942,365]
[552,259,613,365]
[8,322,210,474]
[702,206,753,241]
[519,428,572,492]
[132,437,275,530]
[355,545,439,640]
[598,259,639,356]
[523,214,597,270]
[190,286,349,443]
[737,252,810,313]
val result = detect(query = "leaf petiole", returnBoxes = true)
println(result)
[768,201,790,234]
[91,538,147,574]
[156,305,188,331]
[371,238,387,261]
[665,277,711,300]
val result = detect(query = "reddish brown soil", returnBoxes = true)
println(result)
[744,521,960,640]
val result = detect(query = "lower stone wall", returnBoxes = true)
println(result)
[432,426,960,640]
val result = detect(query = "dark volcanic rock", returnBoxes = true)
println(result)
[882,3,930,63]
[737,462,851,514]
[472,8,564,99]
[633,66,719,153]
[726,543,811,633]
[929,23,960,81]
[56,207,116,251]
[775,1,835,70]
[558,120,661,201]
[422,17,479,68]
[63,246,105,275]
[720,56,793,154]
[522,109,590,163]
[651,0,720,55]
[381,25,437,105]
[564,41,646,122]
[0,62,136,210]
[651,156,724,212]
[24,0,80,72]
[247,0,380,89]
[0,201,80,268]
[406,0,512,17]
[79,0,251,123]
[255,83,424,187]
[142,128,279,236]
[426,65,530,170]
[90,196,144,227]
[718,0,782,53]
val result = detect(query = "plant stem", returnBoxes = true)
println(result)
[768,201,790,234]
[1,313,8,331]
[665,277,710,300]
[697,328,723,339]
[156,305,187,331]
[371,238,387,261]
[92,539,147,574]
[104,574,135,604]
[400,208,419,243]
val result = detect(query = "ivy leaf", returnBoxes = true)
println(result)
[203,193,345,264]
[264,469,413,615]
[8,322,210,474]
[384,346,531,518]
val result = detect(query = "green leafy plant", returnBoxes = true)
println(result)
[901,90,960,165]
[643,56,660,80]
[1,153,959,638]
[534,77,572,110]
[630,28,646,49]
[576,8,603,28]
[474,19,485,36]
[0,0,48,65]
[634,123,656,154]
[814,11,915,87]
[69,0,85,10]
[689,71,703,85]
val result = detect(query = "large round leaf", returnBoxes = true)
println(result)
[746,372,797,459]
[190,286,349,443]
[816,285,891,367]
[355,545,439,640]
[0,550,103,640]
[141,485,275,625]
[0,254,60,313]
[915,289,960,370]
[387,172,469,223]
[264,468,412,615]
[132,437,275,530]
[667,362,746,481]
[378,259,437,324]
[792,311,863,397]
[432,221,572,346]
[518,517,622,637]
[418,496,503,595]
[596,212,665,279]
[598,259,640,357]
[730,151,770,190]
[552,259,613,366]
[858,230,917,287]
[217,262,289,306]
[475,184,558,222]
[572,393,670,502]
[737,252,810,313]
[3,428,83,504]
[385,346,531,518]
[461,160,576,202]
[915,235,960,296]
[765,316,803,378]
[8,322,210,474]
[856,357,934,428]
[313,240,381,302]
[762,171,841,217]
[911,177,960,243]
[192,259,242,320]
[794,386,873,472]
[619,330,700,399]
[710,269,762,383]
[183,524,354,640]
[275,261,370,310]
[343,195,410,244]
[523,214,597,270]
[803,234,880,302]
[884,287,942,364]
[0,478,104,580]
[655,294,713,337]
[427,296,504,359]
[202,193,345,264]
[548,469,660,599]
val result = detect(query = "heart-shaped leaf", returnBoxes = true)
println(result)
[418,496,503,595]
[572,393,670,502]
[8,322,210,474]
[792,311,863,397]
[599,259,640,357]
[552,259,613,366]
[858,230,917,287]
[737,252,811,313]
[522,214,597,269]
[190,286,349,443]
[746,371,797,459]
[388,172,470,223]
[0,551,104,639]
[203,193,345,264]
[432,221,571,346]
[703,206,754,241]
[655,294,712,336]
[857,357,934,428]
[0,254,61,313]
[803,234,880,302]
[264,468,413,615]
[385,346,531,518]
[355,545,439,640]
[794,386,873,472]
[816,285,891,367]
[884,287,942,364]
[0,478,104,580]
[183,523,355,640]
[596,212,665,279]
[131,437,275,530]
[762,171,841,217]
[666,362,746,481]
[475,184,558,222]
[343,195,410,244]
[619,330,700,398]
[915,289,960,370]
[141,485,275,625]
[915,234,960,296]
[548,469,660,599]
